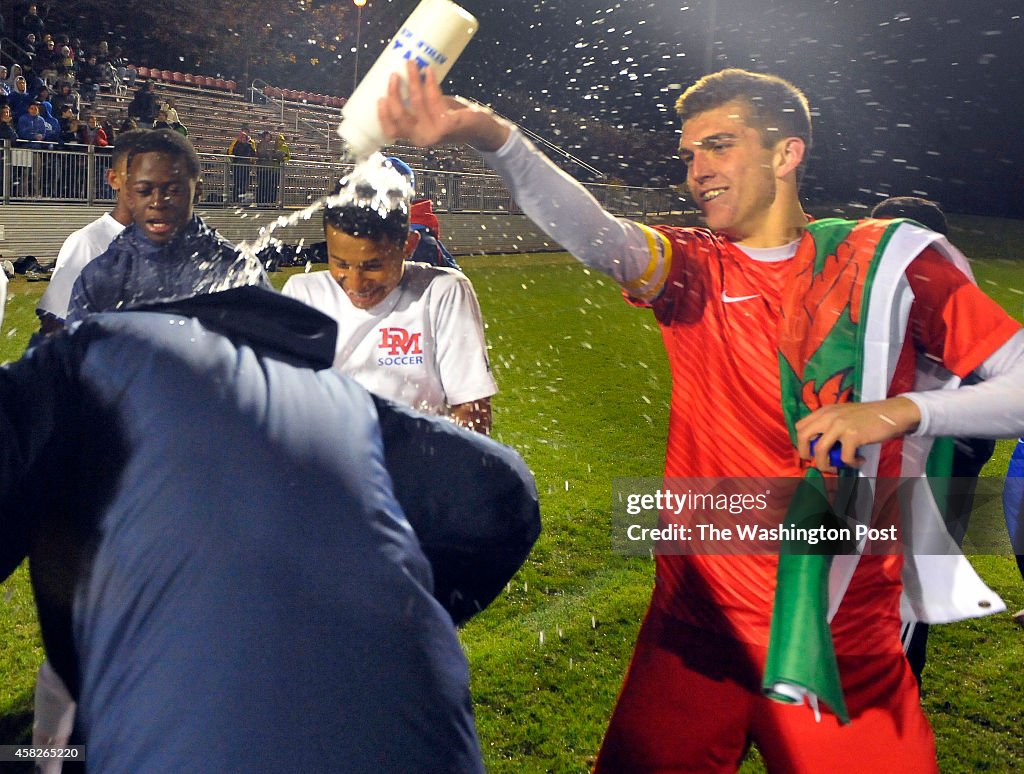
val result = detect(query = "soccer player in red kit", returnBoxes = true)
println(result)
[379,63,1024,771]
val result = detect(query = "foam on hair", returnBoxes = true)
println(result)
[323,153,413,247]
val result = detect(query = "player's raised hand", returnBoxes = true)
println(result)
[795,396,922,471]
[378,61,510,152]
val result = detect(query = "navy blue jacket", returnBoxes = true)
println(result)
[411,224,461,270]
[66,215,271,324]
[0,287,540,773]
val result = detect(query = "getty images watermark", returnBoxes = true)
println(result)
[612,477,1017,556]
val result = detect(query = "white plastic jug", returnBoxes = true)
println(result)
[338,0,479,159]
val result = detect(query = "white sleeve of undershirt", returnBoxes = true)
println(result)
[903,329,1024,438]
[480,127,669,297]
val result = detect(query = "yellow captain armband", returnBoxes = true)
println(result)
[622,224,672,303]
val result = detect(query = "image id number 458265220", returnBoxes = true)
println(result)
[0,746,85,762]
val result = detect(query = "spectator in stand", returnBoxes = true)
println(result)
[422,146,441,201]
[6,65,24,94]
[0,104,21,195]
[71,37,87,63]
[146,102,181,135]
[101,113,117,143]
[160,97,187,134]
[93,40,116,89]
[228,125,257,202]
[20,33,38,66]
[275,126,289,170]
[0,105,19,144]
[76,53,103,104]
[52,67,74,93]
[57,45,76,82]
[152,109,172,130]
[127,80,159,125]
[37,100,61,196]
[22,65,45,100]
[16,100,48,197]
[9,96,41,196]
[78,113,109,147]
[38,99,60,139]
[387,156,460,270]
[51,82,79,117]
[161,98,178,123]
[254,130,274,203]
[19,4,46,43]
[41,38,64,82]
[110,46,136,89]
[17,100,48,143]
[56,103,74,134]
[255,129,287,205]
[59,114,86,198]
[38,38,60,83]
[439,148,463,211]
[0,68,10,109]
[9,76,33,117]
[77,112,110,200]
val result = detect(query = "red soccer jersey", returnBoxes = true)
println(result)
[629,225,1021,653]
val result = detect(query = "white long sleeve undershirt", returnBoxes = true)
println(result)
[480,127,1024,440]
[905,331,1024,439]
[481,126,651,284]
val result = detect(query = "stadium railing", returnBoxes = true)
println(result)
[1,141,685,218]
[1,142,116,205]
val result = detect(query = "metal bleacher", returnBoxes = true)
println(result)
[92,74,341,163]
[0,68,683,259]
[91,71,501,173]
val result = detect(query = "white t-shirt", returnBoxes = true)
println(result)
[39,213,126,319]
[282,263,497,415]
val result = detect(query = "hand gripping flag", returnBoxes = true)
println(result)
[764,218,913,724]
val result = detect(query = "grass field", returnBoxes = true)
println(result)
[1,212,1023,772]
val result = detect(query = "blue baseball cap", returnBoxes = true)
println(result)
[385,156,415,187]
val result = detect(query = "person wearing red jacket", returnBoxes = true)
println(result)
[388,156,461,270]
[76,113,108,147]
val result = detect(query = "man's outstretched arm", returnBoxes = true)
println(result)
[378,63,661,292]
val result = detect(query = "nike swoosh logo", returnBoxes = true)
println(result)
[721,292,761,303]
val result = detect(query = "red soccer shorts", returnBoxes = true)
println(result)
[593,602,937,773]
